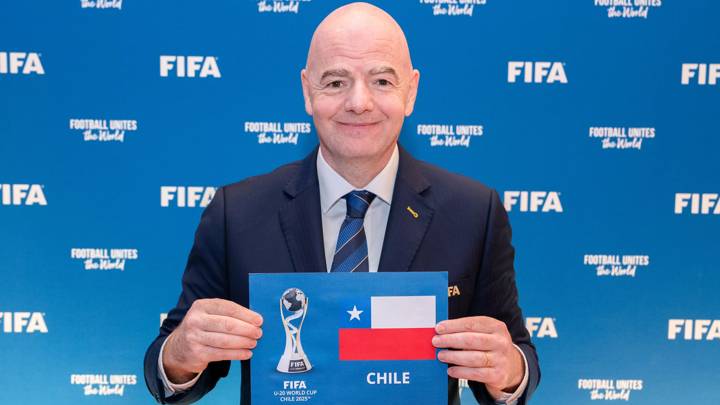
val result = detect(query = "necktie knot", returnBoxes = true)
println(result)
[344,190,376,219]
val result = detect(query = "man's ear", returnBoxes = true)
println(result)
[301,69,313,116]
[404,69,420,116]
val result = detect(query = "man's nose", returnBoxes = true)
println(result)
[344,81,374,113]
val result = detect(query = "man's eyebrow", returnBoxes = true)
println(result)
[369,66,399,79]
[320,69,351,81]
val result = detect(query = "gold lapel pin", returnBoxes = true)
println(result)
[406,206,419,219]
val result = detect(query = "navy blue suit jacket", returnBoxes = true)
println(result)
[144,145,540,404]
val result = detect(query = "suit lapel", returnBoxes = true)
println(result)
[279,148,327,273]
[378,146,435,272]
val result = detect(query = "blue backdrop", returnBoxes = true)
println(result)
[1,0,718,404]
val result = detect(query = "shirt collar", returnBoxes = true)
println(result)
[317,144,399,214]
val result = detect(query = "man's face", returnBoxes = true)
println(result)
[301,23,419,166]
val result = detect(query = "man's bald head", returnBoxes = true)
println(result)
[306,2,413,73]
[300,3,420,186]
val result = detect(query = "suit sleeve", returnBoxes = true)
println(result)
[144,187,232,404]
[468,189,541,404]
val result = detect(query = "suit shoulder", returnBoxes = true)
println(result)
[220,159,302,201]
[215,161,302,211]
[415,159,495,202]
[412,158,501,240]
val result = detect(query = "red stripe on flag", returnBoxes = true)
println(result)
[338,328,437,360]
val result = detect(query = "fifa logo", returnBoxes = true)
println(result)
[508,61,567,84]
[0,184,47,206]
[160,186,216,208]
[525,317,558,338]
[160,55,221,78]
[681,63,720,85]
[0,52,45,75]
[674,193,719,215]
[503,191,563,213]
[668,319,720,341]
[0,312,48,333]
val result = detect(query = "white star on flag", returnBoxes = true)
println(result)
[347,305,363,321]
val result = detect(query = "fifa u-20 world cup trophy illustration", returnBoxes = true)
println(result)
[277,288,312,373]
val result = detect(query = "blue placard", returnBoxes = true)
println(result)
[249,272,448,404]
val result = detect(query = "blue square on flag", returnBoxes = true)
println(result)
[249,272,448,405]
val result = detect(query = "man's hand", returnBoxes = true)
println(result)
[432,316,524,394]
[162,298,264,384]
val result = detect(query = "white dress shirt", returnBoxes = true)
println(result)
[159,144,528,403]
[317,145,398,273]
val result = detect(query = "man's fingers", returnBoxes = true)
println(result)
[432,332,501,351]
[191,330,259,350]
[199,314,263,339]
[200,298,263,326]
[201,346,254,363]
[437,349,493,369]
[446,366,503,388]
[435,316,503,335]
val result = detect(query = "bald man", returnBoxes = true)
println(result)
[144,3,539,405]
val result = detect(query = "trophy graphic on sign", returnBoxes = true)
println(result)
[277,288,312,373]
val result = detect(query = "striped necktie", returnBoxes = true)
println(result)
[330,190,376,272]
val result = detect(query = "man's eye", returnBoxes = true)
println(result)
[376,79,391,86]
[327,80,344,88]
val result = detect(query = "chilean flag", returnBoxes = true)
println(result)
[338,296,437,361]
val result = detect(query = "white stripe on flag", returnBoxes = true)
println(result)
[370,296,436,329]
